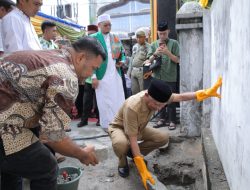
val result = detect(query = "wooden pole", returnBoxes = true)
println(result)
[150,0,158,42]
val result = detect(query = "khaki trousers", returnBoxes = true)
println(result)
[108,127,169,167]
[131,67,144,95]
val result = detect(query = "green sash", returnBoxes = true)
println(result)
[91,32,125,80]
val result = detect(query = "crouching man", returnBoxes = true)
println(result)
[108,77,222,189]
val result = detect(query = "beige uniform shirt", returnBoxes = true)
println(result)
[109,91,154,139]
[131,43,151,68]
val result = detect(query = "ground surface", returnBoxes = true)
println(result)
[59,119,204,190]
[24,119,206,190]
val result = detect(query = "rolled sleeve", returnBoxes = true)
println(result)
[172,41,180,57]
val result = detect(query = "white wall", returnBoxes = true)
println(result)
[210,0,250,189]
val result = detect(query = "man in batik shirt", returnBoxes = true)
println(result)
[0,36,106,190]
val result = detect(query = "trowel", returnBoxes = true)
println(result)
[146,174,168,190]
[146,180,156,190]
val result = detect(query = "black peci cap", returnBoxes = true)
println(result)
[157,21,169,31]
[148,79,172,103]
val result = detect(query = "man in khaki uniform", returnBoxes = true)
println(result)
[128,30,150,95]
[108,77,222,190]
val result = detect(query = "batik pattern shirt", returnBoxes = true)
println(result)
[39,37,58,50]
[0,49,78,155]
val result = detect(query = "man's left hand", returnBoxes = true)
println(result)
[196,76,222,101]
[158,46,171,56]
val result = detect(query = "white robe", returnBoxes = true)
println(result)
[0,21,3,52]
[95,34,125,129]
[1,8,41,53]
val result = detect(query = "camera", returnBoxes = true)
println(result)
[159,42,166,47]
[149,55,162,71]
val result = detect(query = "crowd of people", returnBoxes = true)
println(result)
[0,0,222,190]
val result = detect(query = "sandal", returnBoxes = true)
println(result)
[153,119,166,128]
[168,122,176,130]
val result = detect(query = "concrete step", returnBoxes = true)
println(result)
[201,128,229,190]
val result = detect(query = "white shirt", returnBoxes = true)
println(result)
[1,8,41,53]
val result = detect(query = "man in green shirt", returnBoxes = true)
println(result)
[147,21,180,130]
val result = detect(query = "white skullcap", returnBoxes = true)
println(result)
[135,27,150,38]
[97,14,111,24]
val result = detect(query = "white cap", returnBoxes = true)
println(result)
[135,27,150,38]
[97,14,111,24]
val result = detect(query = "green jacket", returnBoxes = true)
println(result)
[91,31,126,80]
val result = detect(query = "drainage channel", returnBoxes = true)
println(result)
[148,137,204,190]
[153,162,203,190]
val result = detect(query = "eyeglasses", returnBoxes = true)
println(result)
[103,23,112,27]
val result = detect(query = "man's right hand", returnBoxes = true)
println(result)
[155,46,163,56]
[134,156,155,190]
[92,78,99,89]
[46,136,99,166]
[78,145,98,166]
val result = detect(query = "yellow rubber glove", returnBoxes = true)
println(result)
[199,0,209,8]
[134,156,155,190]
[196,76,222,102]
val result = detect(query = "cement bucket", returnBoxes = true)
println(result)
[57,166,83,190]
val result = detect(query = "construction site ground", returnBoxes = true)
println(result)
[24,118,229,190]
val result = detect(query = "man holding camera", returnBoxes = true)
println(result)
[147,21,180,130]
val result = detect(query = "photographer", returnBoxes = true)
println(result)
[146,21,180,130]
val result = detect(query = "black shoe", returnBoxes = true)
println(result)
[77,121,88,128]
[118,165,129,178]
